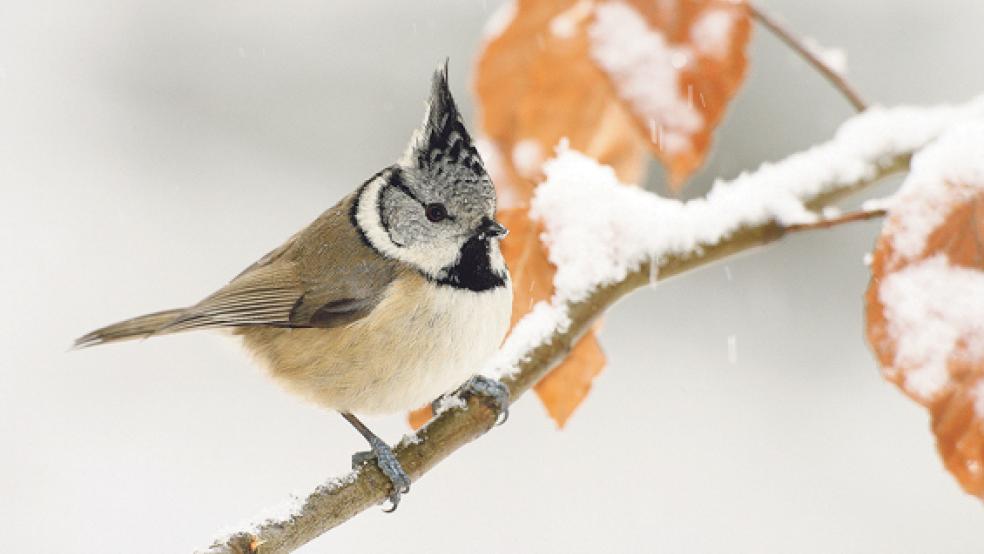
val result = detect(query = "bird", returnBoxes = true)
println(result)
[75,62,513,510]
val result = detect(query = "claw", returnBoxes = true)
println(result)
[460,375,510,425]
[352,436,411,512]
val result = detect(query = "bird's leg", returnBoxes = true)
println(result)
[456,375,510,425]
[341,412,410,512]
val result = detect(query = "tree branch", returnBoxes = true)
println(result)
[748,2,868,112]
[200,94,984,553]
[199,166,908,554]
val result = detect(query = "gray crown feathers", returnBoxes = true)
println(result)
[403,61,487,178]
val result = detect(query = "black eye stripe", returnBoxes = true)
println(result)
[386,168,422,205]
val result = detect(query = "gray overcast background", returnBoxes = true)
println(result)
[2,1,983,552]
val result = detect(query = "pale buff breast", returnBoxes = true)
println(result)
[237,272,512,415]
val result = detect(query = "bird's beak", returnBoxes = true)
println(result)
[477,217,508,239]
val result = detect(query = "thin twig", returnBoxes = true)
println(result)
[748,3,868,112]
[784,209,886,233]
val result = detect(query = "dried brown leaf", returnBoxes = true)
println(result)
[476,0,649,199]
[497,208,555,325]
[611,0,752,187]
[866,187,984,498]
[533,329,606,428]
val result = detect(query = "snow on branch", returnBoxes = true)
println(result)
[200,95,984,554]
[492,95,984,379]
[540,97,984,297]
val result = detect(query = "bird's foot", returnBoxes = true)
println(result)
[351,436,410,512]
[458,375,510,425]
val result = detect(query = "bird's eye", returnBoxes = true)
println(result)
[424,203,448,222]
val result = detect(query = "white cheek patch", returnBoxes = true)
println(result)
[355,175,460,278]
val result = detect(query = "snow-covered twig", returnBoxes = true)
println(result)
[199,96,984,554]
[748,2,867,112]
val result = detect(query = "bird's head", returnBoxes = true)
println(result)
[353,62,508,291]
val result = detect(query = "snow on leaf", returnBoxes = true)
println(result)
[475,0,649,198]
[476,0,749,194]
[589,0,751,188]
[865,121,984,498]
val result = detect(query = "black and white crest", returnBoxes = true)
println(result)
[403,61,488,181]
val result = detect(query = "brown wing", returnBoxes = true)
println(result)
[76,192,401,347]
[158,264,305,332]
[161,192,401,333]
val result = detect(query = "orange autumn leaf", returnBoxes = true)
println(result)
[498,208,555,326]
[533,328,606,427]
[933,377,984,497]
[476,0,749,193]
[476,0,650,199]
[605,0,752,187]
[865,184,984,498]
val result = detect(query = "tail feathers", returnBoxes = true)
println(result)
[74,308,188,349]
